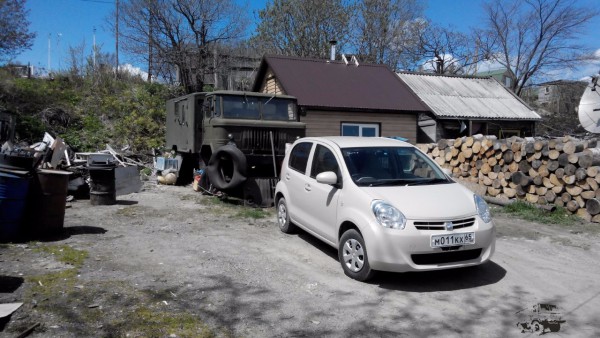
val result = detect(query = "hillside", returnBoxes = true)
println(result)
[0,68,181,154]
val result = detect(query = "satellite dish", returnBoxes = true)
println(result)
[578,77,600,133]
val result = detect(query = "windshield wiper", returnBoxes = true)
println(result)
[405,178,450,186]
[366,179,412,187]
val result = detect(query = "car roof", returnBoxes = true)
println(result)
[298,136,413,149]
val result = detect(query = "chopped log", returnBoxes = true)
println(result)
[576,153,594,168]
[492,178,502,189]
[548,149,560,160]
[533,176,543,186]
[576,208,593,221]
[531,159,542,169]
[432,147,440,157]
[566,185,583,196]
[587,198,600,215]
[488,157,498,166]
[563,175,576,185]
[480,163,492,175]
[526,193,539,203]
[587,177,599,191]
[575,195,585,208]
[493,164,502,173]
[454,137,464,148]
[564,164,577,176]
[561,192,572,203]
[463,148,473,159]
[482,176,493,186]
[587,166,599,177]
[536,186,548,195]
[542,177,554,188]
[534,140,545,151]
[545,190,557,203]
[435,157,445,166]
[504,187,517,198]
[581,191,596,200]
[508,162,519,173]
[511,141,522,153]
[487,187,501,196]
[515,185,526,197]
[511,172,532,186]
[552,185,564,194]
[546,160,559,172]
[566,200,579,213]
[514,151,523,162]
[488,171,498,180]
[445,151,453,162]
[563,141,584,154]
[523,141,536,154]
[555,168,565,179]
[578,180,590,190]
[451,147,459,157]
[464,136,474,147]
[575,168,588,181]
[518,161,532,173]
[472,141,481,154]
[555,199,565,207]
[537,164,549,177]
[558,153,570,167]
[528,185,536,194]
[503,150,514,163]
[437,139,449,150]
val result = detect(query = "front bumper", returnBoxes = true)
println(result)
[364,216,496,272]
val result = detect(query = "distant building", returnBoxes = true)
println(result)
[476,68,513,88]
[530,80,586,115]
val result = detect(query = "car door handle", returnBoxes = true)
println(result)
[285,173,290,180]
[304,183,311,192]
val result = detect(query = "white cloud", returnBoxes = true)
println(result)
[119,63,151,80]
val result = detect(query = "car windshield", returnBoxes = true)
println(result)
[341,146,451,187]
[220,95,297,121]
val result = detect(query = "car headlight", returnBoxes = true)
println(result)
[474,195,492,223]
[371,200,406,230]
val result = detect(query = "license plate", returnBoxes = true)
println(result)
[431,232,475,248]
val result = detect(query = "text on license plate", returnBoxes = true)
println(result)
[431,233,475,248]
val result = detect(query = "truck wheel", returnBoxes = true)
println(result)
[206,145,247,191]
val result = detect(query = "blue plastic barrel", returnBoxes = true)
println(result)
[0,172,29,241]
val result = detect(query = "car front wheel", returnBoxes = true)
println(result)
[339,229,374,281]
[277,197,296,234]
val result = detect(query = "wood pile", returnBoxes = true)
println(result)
[417,135,600,223]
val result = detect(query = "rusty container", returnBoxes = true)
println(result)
[89,162,116,205]
[28,170,70,235]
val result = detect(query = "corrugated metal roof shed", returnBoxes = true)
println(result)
[397,72,541,120]
[252,55,429,112]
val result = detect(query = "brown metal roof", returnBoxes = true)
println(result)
[252,55,429,112]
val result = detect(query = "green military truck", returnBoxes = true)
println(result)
[166,91,305,205]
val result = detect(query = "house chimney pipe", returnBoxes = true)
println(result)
[329,40,337,61]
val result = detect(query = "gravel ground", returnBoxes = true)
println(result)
[1,181,600,337]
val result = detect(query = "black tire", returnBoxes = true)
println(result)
[531,320,541,332]
[338,229,374,281]
[277,197,296,233]
[206,145,247,191]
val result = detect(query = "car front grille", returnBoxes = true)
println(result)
[412,248,482,265]
[240,128,286,153]
[413,217,476,231]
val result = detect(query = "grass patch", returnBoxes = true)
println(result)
[497,201,580,226]
[118,306,214,338]
[33,244,89,268]
[235,207,270,219]
[26,269,79,300]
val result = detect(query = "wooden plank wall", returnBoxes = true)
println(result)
[303,110,417,143]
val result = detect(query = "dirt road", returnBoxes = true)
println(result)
[1,183,600,337]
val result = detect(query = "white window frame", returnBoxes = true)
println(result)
[341,122,380,137]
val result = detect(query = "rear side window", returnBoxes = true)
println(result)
[289,142,312,173]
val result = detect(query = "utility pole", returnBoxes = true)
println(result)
[93,27,97,69]
[47,33,51,74]
[57,33,62,71]
[115,0,119,78]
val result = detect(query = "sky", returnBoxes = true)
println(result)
[13,0,600,81]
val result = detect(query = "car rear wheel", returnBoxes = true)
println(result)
[277,197,296,234]
[339,229,374,281]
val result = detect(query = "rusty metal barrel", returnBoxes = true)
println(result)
[32,170,70,235]
[89,162,117,205]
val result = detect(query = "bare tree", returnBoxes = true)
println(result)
[117,0,248,93]
[351,0,423,70]
[407,23,482,75]
[252,0,352,59]
[481,0,598,96]
[0,0,36,63]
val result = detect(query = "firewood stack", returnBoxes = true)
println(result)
[417,135,600,222]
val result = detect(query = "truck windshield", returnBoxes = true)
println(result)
[220,95,297,121]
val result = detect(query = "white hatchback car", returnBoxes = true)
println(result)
[275,136,495,281]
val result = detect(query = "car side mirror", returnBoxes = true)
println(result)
[316,171,338,185]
